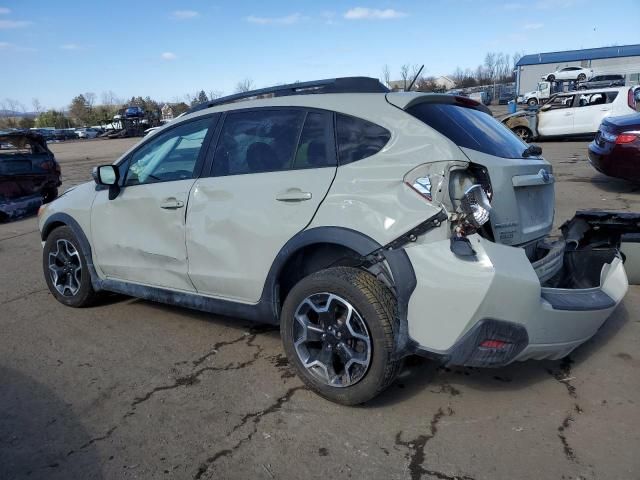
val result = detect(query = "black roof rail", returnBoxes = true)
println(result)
[187,76,389,113]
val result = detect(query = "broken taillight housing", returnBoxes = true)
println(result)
[404,161,468,206]
[460,184,492,228]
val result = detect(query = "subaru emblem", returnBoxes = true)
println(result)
[541,169,550,183]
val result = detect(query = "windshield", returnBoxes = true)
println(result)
[407,102,530,159]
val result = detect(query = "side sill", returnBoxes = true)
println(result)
[99,279,277,325]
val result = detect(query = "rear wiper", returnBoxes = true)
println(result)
[522,144,542,158]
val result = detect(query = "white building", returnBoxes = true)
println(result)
[434,76,456,90]
[516,44,640,96]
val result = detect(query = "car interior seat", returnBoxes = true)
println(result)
[246,142,280,172]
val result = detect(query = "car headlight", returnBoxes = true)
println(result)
[460,184,492,228]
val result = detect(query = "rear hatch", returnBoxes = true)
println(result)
[397,95,554,246]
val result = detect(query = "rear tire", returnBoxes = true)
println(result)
[547,74,555,82]
[43,226,98,307]
[281,267,402,405]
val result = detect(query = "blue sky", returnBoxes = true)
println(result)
[1,0,638,109]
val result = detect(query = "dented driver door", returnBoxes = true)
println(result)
[90,116,217,291]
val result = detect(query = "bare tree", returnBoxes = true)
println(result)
[208,90,223,100]
[101,90,120,106]
[235,78,255,93]
[484,52,497,82]
[381,64,391,88]
[399,64,410,90]
[84,92,96,110]
[512,51,524,69]
[32,98,44,115]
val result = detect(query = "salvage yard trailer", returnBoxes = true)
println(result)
[516,44,640,100]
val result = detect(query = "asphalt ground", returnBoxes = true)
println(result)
[1,135,638,480]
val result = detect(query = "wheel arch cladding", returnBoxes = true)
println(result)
[266,227,417,357]
[41,213,101,290]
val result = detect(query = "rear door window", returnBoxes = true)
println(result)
[212,109,305,176]
[336,113,390,164]
[406,103,529,159]
[293,111,336,169]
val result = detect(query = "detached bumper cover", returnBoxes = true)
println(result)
[405,211,633,365]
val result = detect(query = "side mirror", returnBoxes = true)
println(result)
[92,165,119,185]
[92,165,121,200]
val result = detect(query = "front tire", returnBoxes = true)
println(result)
[513,127,533,142]
[527,98,538,106]
[547,74,555,82]
[43,226,98,307]
[281,267,402,405]
[577,73,586,81]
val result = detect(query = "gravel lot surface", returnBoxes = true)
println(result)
[1,136,638,480]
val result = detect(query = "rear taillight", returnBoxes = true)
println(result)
[615,132,639,144]
[480,339,509,349]
[628,88,637,110]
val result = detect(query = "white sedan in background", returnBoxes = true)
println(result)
[75,128,100,139]
[541,66,594,82]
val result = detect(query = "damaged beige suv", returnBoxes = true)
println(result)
[39,77,637,405]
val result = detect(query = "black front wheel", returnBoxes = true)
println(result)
[43,226,98,307]
[281,267,402,405]
[577,73,586,81]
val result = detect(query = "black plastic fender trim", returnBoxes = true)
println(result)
[260,226,417,354]
[41,213,102,291]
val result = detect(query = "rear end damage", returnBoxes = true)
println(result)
[379,93,636,366]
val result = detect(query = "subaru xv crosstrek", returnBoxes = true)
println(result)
[38,77,636,405]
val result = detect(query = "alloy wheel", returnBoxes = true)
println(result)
[48,239,82,296]
[292,293,371,387]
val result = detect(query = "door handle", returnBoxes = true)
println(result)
[276,189,312,202]
[160,198,185,209]
[564,112,573,116]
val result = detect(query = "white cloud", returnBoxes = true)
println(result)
[246,13,305,25]
[343,7,407,20]
[161,51,177,60]
[536,0,577,8]
[523,23,543,30]
[170,10,200,20]
[0,41,36,52]
[0,19,32,29]
[503,2,524,9]
[0,7,10,14]
[60,43,82,50]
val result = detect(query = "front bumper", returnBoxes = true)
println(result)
[405,213,631,366]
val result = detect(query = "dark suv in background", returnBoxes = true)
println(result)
[578,74,625,90]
